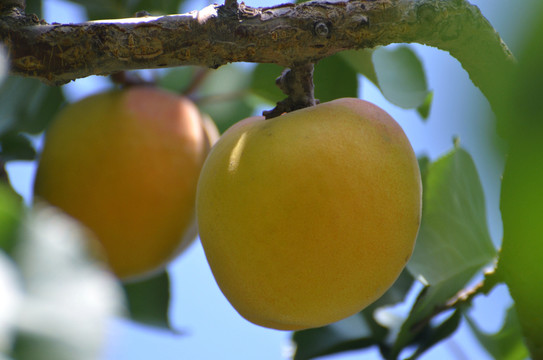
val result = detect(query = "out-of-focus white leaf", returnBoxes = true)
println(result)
[13,206,125,360]
[0,45,7,85]
[0,252,22,354]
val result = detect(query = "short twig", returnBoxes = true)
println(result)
[182,68,210,96]
[263,63,318,119]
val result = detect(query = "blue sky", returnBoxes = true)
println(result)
[6,0,537,359]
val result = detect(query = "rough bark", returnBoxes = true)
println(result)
[0,0,513,104]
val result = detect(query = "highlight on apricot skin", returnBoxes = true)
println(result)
[196,98,422,330]
[33,86,212,281]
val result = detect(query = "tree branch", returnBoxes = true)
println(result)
[1,0,514,104]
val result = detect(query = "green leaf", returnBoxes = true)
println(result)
[0,76,64,137]
[388,266,477,359]
[340,46,432,116]
[0,133,37,161]
[71,0,185,19]
[292,270,414,360]
[293,313,384,360]
[465,305,529,360]
[25,0,42,17]
[250,63,284,104]
[375,269,416,306]
[314,54,358,103]
[416,91,433,120]
[339,48,378,85]
[68,0,125,19]
[0,183,22,254]
[122,271,172,329]
[496,5,543,358]
[372,46,430,109]
[387,147,497,358]
[157,66,196,93]
[405,310,462,360]
[197,64,255,133]
[251,55,359,108]
[407,146,496,285]
[127,0,186,15]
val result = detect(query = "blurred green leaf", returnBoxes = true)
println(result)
[0,133,37,161]
[293,270,414,360]
[389,266,476,359]
[465,305,529,360]
[416,91,433,120]
[340,46,431,116]
[293,313,385,360]
[405,310,462,360]
[0,77,64,136]
[25,0,42,17]
[197,64,255,133]
[251,55,359,107]
[314,54,358,103]
[496,5,543,358]
[417,155,430,182]
[70,0,185,19]
[157,66,196,93]
[372,46,430,109]
[127,0,185,15]
[0,184,22,254]
[123,271,172,329]
[339,48,377,85]
[375,269,416,306]
[250,63,284,104]
[407,146,496,285]
[68,0,126,19]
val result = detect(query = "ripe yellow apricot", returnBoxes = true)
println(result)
[196,98,422,330]
[34,87,209,281]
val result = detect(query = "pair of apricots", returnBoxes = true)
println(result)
[34,86,421,331]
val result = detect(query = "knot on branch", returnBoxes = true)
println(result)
[263,63,318,119]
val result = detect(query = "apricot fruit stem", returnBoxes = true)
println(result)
[263,63,318,119]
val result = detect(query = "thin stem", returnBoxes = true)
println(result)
[182,67,211,97]
[411,266,502,333]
